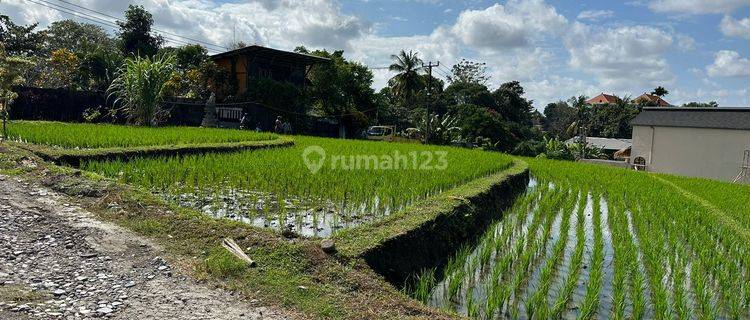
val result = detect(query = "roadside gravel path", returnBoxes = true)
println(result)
[0,174,290,319]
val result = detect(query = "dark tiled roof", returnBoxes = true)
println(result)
[631,107,750,130]
[211,45,330,65]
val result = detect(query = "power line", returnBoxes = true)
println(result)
[25,0,223,54]
[42,0,224,51]
[437,64,452,76]
[52,0,227,51]
[37,0,219,52]
[433,68,451,80]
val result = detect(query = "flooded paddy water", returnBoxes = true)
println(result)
[416,177,746,320]
[158,188,403,238]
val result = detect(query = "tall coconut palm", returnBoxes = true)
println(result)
[388,50,424,109]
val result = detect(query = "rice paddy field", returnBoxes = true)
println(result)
[7,121,278,148]
[413,158,750,319]
[81,135,514,237]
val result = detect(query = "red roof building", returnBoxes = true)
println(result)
[634,93,671,107]
[586,93,622,105]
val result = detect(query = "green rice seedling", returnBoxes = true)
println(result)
[691,257,715,320]
[578,192,604,320]
[483,276,500,318]
[445,245,473,301]
[550,189,587,319]
[466,287,478,318]
[413,268,437,304]
[632,204,672,319]
[527,188,575,319]
[84,135,514,235]
[8,120,278,148]
[501,189,566,316]
[605,196,631,320]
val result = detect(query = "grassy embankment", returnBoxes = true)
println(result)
[6,121,291,165]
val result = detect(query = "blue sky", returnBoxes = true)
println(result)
[4,0,750,108]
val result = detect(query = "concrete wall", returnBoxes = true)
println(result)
[631,125,750,182]
[580,159,631,168]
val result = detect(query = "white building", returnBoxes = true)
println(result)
[630,107,750,183]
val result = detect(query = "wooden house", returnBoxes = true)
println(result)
[211,45,329,98]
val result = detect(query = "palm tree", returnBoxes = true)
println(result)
[388,50,424,109]
[565,95,590,159]
[651,86,668,97]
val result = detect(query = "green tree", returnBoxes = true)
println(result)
[492,81,533,125]
[0,44,33,138]
[42,48,79,89]
[388,50,424,109]
[651,86,669,97]
[565,95,590,158]
[0,15,43,56]
[588,96,639,138]
[681,101,718,108]
[449,103,516,151]
[117,5,164,57]
[300,47,377,133]
[443,82,495,109]
[160,44,216,99]
[543,100,576,139]
[78,47,124,91]
[173,44,209,70]
[447,59,490,86]
[107,54,175,126]
[42,20,115,56]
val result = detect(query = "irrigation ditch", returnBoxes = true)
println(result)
[333,160,530,288]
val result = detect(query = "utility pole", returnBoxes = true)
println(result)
[422,61,439,144]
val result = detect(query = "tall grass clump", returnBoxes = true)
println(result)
[108,54,175,126]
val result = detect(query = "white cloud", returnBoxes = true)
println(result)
[676,34,696,50]
[489,48,554,83]
[577,10,614,21]
[524,75,599,109]
[451,0,566,51]
[347,26,460,89]
[564,23,674,89]
[0,0,368,53]
[648,0,750,14]
[707,50,750,77]
[720,15,750,39]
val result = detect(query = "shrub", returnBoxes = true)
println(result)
[107,54,175,126]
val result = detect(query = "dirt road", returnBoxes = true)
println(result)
[0,174,290,319]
